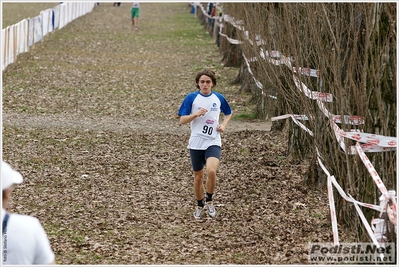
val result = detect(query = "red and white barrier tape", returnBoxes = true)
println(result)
[327,175,339,245]
[218,31,243,45]
[355,142,388,196]
[217,7,397,244]
[271,114,314,136]
[317,152,393,246]
[342,132,397,148]
[371,218,388,246]
[274,117,398,245]
[292,75,333,102]
[350,194,386,257]
[355,143,397,226]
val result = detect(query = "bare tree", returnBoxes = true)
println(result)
[221,2,396,243]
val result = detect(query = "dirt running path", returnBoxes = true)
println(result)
[2,112,271,135]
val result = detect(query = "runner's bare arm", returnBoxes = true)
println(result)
[180,108,208,124]
[216,113,233,132]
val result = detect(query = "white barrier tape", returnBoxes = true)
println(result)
[355,142,397,225]
[292,67,320,78]
[289,120,395,246]
[330,176,383,212]
[231,20,245,30]
[330,120,358,155]
[222,14,245,31]
[242,54,265,91]
[312,92,333,102]
[293,114,312,120]
[221,8,396,223]
[218,32,244,45]
[371,218,388,245]
[242,53,280,101]
[316,99,332,120]
[274,117,394,217]
[221,12,378,166]
[273,114,380,155]
[327,176,340,245]
[220,17,333,113]
[249,54,293,63]
[330,121,396,152]
[340,132,397,148]
[248,55,294,64]
[243,53,276,100]
[314,151,339,244]
[271,114,312,121]
[379,191,397,226]
[267,58,286,66]
[243,33,266,46]
[293,75,333,102]
[264,54,294,68]
[262,49,281,58]
[220,10,397,247]
[243,53,278,99]
[387,203,397,227]
[221,18,324,81]
[349,194,386,259]
[222,15,368,127]
[317,144,394,217]
[242,54,253,74]
[247,57,257,62]
[318,163,380,249]
[245,36,266,46]
[271,114,314,136]
[322,155,387,250]
[253,78,263,90]
[355,143,389,197]
[221,16,297,71]
[223,11,396,151]
[332,115,365,125]
[317,156,383,216]
[360,143,397,153]
[221,12,371,129]
[256,49,288,62]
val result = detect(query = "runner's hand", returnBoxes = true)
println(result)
[216,124,226,133]
[196,108,208,117]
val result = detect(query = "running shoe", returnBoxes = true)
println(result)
[206,201,217,218]
[193,206,204,220]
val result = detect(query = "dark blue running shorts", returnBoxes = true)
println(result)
[189,145,221,172]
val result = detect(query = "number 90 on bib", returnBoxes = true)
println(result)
[199,125,217,139]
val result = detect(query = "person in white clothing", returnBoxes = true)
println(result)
[1,161,55,265]
[178,69,232,220]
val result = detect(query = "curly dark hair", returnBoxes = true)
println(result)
[195,69,217,89]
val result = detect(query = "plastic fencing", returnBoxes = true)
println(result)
[2,2,96,71]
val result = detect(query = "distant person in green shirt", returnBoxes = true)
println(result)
[131,2,140,30]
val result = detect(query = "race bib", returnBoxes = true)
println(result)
[197,120,217,139]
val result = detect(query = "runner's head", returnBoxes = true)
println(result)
[195,69,216,89]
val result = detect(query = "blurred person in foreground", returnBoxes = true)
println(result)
[1,161,55,265]
[178,70,232,220]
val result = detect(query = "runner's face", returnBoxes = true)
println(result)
[198,75,213,95]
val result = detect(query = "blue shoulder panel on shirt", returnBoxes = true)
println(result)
[213,92,232,115]
[178,91,200,116]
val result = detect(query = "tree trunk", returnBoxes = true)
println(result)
[218,2,396,243]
